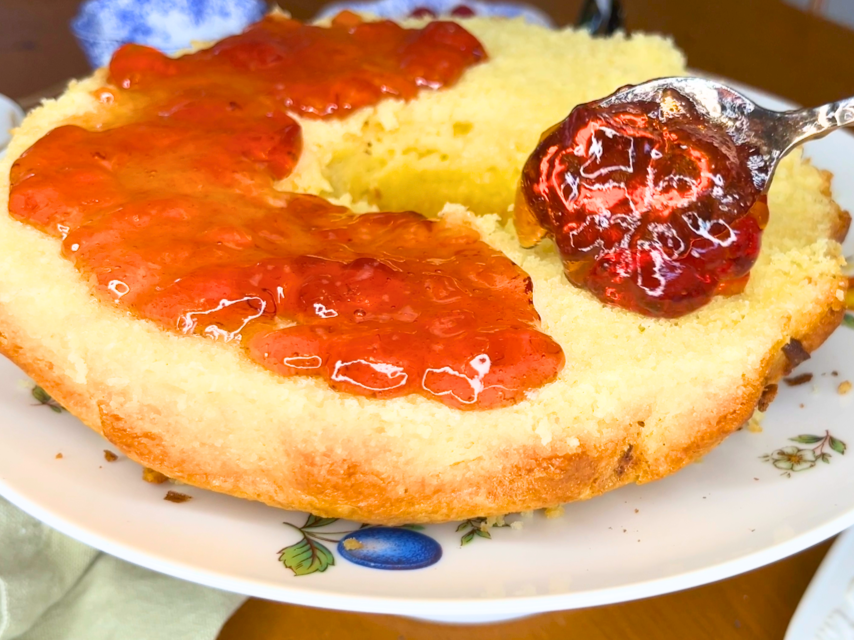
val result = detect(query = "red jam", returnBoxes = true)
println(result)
[9,14,564,410]
[517,88,768,317]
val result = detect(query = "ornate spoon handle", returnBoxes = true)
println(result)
[780,96,854,153]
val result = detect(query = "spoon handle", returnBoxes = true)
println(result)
[780,96,854,152]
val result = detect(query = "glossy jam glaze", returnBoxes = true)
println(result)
[517,88,768,318]
[8,14,564,410]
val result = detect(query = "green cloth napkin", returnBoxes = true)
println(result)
[0,497,245,640]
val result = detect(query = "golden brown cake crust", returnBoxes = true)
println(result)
[0,20,849,525]
[0,274,846,524]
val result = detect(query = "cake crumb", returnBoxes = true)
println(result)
[634,508,639,513]
[838,380,852,395]
[746,410,764,433]
[103,450,118,462]
[484,514,506,529]
[164,490,192,503]
[55,453,63,459]
[784,373,813,386]
[544,506,564,519]
[757,384,778,411]
[510,521,524,530]
[832,371,839,377]
[342,538,363,550]
[142,467,169,484]
[521,510,534,519]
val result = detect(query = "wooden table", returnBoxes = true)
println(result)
[3,1,853,638]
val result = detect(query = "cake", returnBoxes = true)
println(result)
[0,14,847,524]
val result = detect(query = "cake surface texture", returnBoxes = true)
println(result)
[0,16,848,523]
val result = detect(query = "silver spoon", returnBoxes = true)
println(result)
[596,76,854,193]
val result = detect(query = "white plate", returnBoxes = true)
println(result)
[2,83,854,624]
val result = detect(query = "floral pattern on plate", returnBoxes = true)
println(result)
[277,512,521,575]
[278,515,434,575]
[761,431,847,478]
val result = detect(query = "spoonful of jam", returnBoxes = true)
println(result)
[516,77,853,317]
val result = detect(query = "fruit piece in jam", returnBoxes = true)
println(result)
[8,14,564,410]
[516,87,769,318]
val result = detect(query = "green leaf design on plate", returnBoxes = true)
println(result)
[31,385,64,413]
[32,386,50,404]
[302,515,339,529]
[278,536,334,576]
[789,434,823,444]
[830,437,847,455]
[400,524,425,531]
[456,517,511,546]
[843,313,854,329]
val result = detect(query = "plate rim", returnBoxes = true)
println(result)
[5,468,854,616]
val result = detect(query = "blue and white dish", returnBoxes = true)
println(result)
[71,0,267,68]
[315,0,555,28]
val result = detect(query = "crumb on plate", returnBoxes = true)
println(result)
[784,373,813,386]
[484,514,506,529]
[164,490,192,503]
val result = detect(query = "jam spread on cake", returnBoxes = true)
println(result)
[9,14,565,410]
[516,88,768,318]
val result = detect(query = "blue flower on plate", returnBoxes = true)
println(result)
[315,0,554,28]
[71,0,267,68]
[338,527,442,570]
